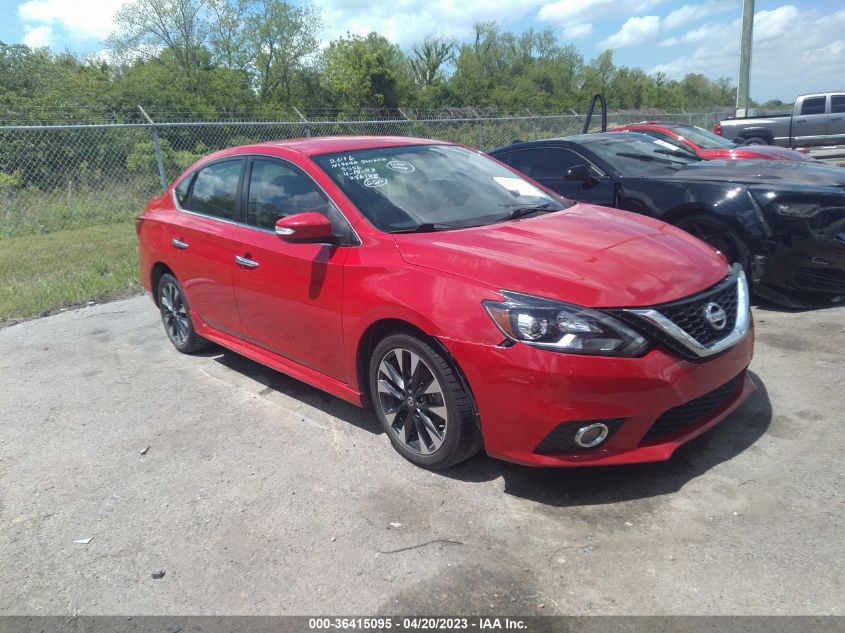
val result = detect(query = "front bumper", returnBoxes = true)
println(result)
[443,326,755,467]
[761,215,845,295]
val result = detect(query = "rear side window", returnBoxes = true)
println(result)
[188,160,243,220]
[508,148,588,179]
[246,159,330,229]
[800,96,826,116]
[831,95,845,114]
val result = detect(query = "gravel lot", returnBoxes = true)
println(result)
[1,296,843,615]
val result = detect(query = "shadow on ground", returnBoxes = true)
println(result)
[200,345,772,509]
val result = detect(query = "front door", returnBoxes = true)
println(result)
[505,146,616,205]
[230,157,353,383]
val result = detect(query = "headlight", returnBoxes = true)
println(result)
[771,201,824,218]
[483,291,648,356]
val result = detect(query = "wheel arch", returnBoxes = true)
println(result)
[354,318,480,427]
[663,203,754,241]
[150,262,175,306]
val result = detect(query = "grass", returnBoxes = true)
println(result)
[0,222,142,324]
[0,184,153,239]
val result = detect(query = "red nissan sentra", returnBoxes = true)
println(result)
[136,137,755,469]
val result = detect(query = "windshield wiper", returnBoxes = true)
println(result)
[614,151,690,167]
[493,203,563,223]
[654,148,702,161]
[390,222,466,234]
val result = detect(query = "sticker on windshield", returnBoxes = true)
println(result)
[492,176,545,198]
[363,176,388,187]
[387,160,415,173]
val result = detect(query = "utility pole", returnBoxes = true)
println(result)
[736,0,754,116]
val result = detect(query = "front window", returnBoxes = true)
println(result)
[578,134,701,177]
[312,144,570,233]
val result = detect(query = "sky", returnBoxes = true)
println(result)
[0,0,843,102]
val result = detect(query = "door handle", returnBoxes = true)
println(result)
[235,255,259,268]
[832,117,843,121]
[171,238,189,250]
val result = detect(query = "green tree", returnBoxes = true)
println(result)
[321,33,413,111]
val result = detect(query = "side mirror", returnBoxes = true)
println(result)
[565,164,592,181]
[732,137,747,146]
[275,212,334,244]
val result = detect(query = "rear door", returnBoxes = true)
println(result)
[229,157,354,382]
[166,158,244,336]
[504,146,615,205]
[793,95,829,146]
[827,94,845,144]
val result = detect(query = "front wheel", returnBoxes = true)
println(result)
[369,333,481,469]
[674,214,751,275]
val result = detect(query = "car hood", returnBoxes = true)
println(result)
[698,146,812,161]
[393,204,728,308]
[665,159,845,187]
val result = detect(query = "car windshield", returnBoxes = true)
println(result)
[672,125,736,149]
[578,134,702,177]
[312,144,570,233]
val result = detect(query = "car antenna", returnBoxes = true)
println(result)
[582,93,607,134]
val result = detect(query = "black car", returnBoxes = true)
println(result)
[489,132,845,305]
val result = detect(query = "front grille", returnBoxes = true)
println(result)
[641,375,742,443]
[534,419,625,455]
[614,271,742,360]
[657,278,739,346]
[795,267,845,290]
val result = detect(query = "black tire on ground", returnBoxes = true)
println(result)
[369,333,482,469]
[156,273,211,354]
[743,136,768,145]
[674,214,752,276]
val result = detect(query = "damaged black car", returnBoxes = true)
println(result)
[489,132,845,306]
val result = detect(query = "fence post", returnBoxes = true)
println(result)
[526,108,537,140]
[292,106,311,138]
[138,106,167,193]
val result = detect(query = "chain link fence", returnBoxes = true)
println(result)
[0,109,731,240]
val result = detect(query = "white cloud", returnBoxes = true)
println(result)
[599,15,660,49]
[538,0,666,25]
[663,1,733,31]
[23,24,54,48]
[563,22,593,40]
[650,7,845,101]
[18,0,127,43]
[316,0,546,48]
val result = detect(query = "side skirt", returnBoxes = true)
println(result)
[195,317,365,407]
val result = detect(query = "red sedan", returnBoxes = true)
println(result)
[137,137,754,469]
[610,122,812,161]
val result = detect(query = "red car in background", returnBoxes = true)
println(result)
[137,137,754,469]
[610,122,812,161]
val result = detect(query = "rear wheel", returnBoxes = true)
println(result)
[369,333,481,469]
[743,136,768,145]
[157,273,211,354]
[674,214,751,275]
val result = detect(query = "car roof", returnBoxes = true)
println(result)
[489,132,648,153]
[206,136,450,161]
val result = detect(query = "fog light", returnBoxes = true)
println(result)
[574,422,610,448]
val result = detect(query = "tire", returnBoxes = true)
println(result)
[369,333,482,469]
[156,273,211,354]
[674,214,751,275]
[743,136,768,146]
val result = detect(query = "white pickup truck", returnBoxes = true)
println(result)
[715,92,845,147]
